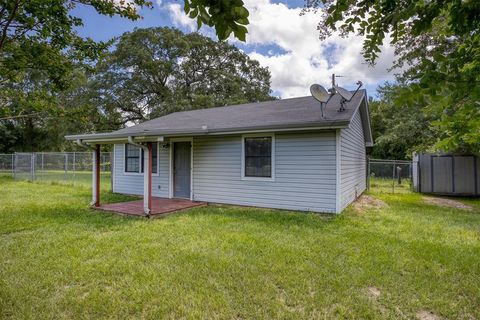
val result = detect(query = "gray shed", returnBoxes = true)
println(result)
[66,90,373,215]
[413,153,480,196]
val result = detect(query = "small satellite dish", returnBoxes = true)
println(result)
[333,80,363,112]
[310,84,330,103]
[334,85,354,101]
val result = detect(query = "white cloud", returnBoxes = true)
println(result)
[163,0,398,98]
[242,0,397,98]
[165,3,196,31]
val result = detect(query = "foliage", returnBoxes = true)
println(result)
[304,0,480,154]
[91,27,273,124]
[0,0,152,88]
[0,67,115,152]
[183,0,249,41]
[0,0,153,152]
[368,83,438,159]
[1,177,480,318]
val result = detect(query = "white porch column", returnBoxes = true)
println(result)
[143,143,152,216]
[92,144,100,207]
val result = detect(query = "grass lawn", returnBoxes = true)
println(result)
[0,177,479,319]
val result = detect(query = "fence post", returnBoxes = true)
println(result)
[392,160,396,194]
[366,157,370,190]
[13,153,16,180]
[11,154,14,178]
[73,152,76,187]
[41,153,44,182]
[64,153,67,183]
[31,153,35,181]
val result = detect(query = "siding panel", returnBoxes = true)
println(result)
[113,144,170,197]
[193,131,337,213]
[339,110,367,211]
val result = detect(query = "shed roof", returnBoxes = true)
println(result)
[66,89,372,145]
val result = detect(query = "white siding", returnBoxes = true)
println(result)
[192,131,337,213]
[112,144,170,197]
[339,110,367,211]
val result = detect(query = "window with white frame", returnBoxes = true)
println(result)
[124,143,158,173]
[243,136,273,178]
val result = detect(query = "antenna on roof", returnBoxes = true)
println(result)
[310,75,363,115]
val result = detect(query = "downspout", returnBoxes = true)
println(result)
[128,136,151,217]
[76,139,92,149]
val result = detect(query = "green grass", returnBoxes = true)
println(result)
[0,177,479,319]
[369,176,413,194]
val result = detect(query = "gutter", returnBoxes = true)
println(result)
[65,121,350,143]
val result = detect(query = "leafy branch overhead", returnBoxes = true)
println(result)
[304,0,480,154]
[183,0,249,41]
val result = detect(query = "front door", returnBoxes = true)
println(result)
[173,141,191,198]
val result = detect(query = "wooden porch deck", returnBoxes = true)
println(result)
[96,197,207,217]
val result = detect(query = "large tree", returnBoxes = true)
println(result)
[304,0,480,154]
[0,0,153,152]
[368,83,439,159]
[91,27,273,124]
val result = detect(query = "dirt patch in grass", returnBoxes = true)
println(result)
[366,286,381,300]
[416,310,442,320]
[423,196,473,211]
[353,195,388,213]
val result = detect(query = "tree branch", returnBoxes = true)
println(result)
[0,0,20,52]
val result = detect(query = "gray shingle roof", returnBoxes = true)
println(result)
[66,89,368,141]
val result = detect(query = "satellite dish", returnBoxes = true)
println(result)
[310,84,330,103]
[334,85,354,101]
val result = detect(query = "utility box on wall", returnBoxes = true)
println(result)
[413,153,479,196]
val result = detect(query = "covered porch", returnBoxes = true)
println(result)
[79,134,196,218]
[97,197,206,217]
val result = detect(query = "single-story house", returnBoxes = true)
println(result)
[66,89,373,215]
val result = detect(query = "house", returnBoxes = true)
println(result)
[65,89,373,215]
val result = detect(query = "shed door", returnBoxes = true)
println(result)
[432,156,453,193]
[173,141,191,199]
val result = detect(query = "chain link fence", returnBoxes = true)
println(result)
[0,152,112,190]
[0,153,14,177]
[367,158,413,193]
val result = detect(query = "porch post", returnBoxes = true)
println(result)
[92,144,100,207]
[143,142,152,216]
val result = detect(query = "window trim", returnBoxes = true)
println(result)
[241,133,275,181]
[123,143,160,176]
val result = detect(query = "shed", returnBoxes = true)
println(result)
[65,90,373,215]
[413,153,480,196]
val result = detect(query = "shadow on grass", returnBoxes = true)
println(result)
[173,204,339,232]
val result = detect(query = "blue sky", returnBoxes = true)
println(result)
[71,0,395,98]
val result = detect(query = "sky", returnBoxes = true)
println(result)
[71,0,398,98]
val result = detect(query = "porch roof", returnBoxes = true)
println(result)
[66,90,372,145]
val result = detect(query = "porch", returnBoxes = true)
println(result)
[97,197,206,217]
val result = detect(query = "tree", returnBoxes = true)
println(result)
[91,27,273,124]
[368,83,438,159]
[304,0,480,154]
[183,0,250,41]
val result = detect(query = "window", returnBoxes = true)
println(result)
[125,144,141,173]
[243,136,273,179]
[124,143,158,174]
